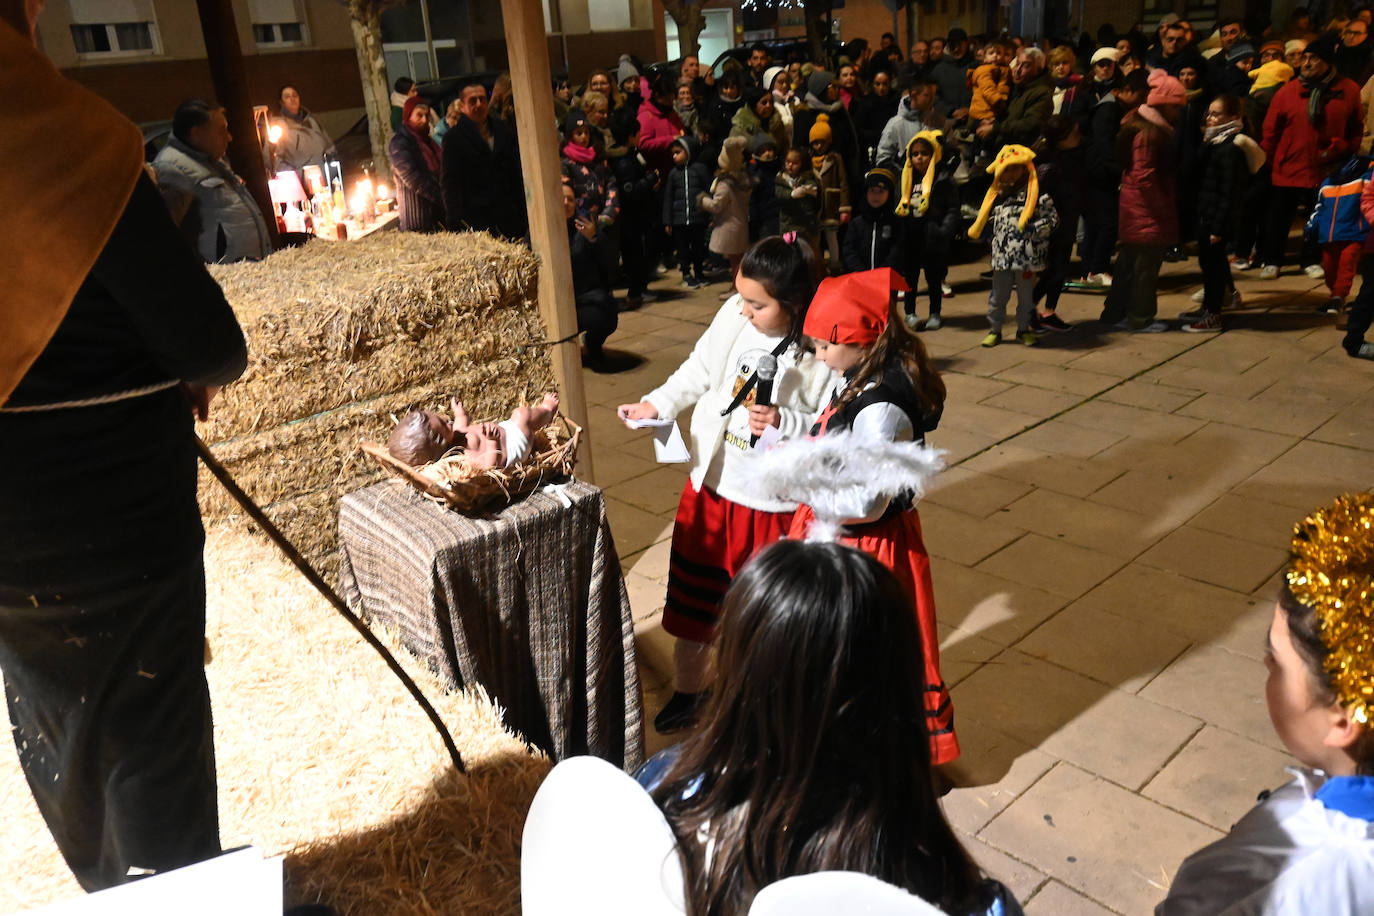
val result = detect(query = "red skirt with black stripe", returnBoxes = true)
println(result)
[790,505,960,765]
[661,483,794,644]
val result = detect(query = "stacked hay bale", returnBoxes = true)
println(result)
[202,233,555,582]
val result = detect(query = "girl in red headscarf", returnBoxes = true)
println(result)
[790,267,958,765]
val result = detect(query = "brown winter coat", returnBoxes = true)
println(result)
[701,172,753,255]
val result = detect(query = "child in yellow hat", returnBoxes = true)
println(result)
[809,113,851,274]
[967,144,1059,347]
[894,130,959,330]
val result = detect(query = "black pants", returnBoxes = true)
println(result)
[1233,166,1271,262]
[1261,184,1319,268]
[0,559,220,891]
[1035,228,1076,312]
[1197,234,1233,314]
[1082,186,1118,275]
[901,229,948,317]
[674,223,708,283]
[1101,244,1166,325]
[619,215,650,298]
[576,288,619,356]
[1344,254,1374,354]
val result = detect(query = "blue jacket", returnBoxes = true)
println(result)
[1307,157,1374,244]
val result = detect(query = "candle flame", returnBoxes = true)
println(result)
[268,124,283,143]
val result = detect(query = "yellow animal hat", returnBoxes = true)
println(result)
[967,144,1038,241]
[1249,60,1295,95]
[895,130,943,218]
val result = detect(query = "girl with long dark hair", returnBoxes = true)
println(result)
[642,540,1020,916]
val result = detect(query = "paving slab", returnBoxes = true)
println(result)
[955,649,1200,789]
[1024,880,1121,916]
[979,764,1222,915]
[1139,644,1281,751]
[1143,726,1295,832]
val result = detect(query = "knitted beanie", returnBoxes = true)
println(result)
[809,112,833,144]
[1227,41,1256,63]
[967,144,1038,240]
[617,58,640,84]
[1146,68,1186,106]
[895,129,943,217]
[718,135,747,173]
[807,69,835,99]
[1306,32,1339,65]
[763,65,787,92]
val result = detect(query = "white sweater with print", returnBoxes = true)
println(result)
[643,297,831,513]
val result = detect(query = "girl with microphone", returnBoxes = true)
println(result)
[618,235,831,733]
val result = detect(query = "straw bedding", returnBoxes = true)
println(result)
[196,232,554,584]
[0,522,551,915]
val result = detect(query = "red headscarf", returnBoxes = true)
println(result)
[802,268,909,346]
[403,95,442,175]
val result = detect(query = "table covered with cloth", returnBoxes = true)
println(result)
[337,478,643,770]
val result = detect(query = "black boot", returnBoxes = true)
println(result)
[653,690,708,734]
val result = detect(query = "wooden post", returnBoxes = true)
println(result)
[499,0,595,482]
[195,0,280,248]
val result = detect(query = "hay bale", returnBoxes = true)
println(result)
[204,232,548,441]
[197,232,557,584]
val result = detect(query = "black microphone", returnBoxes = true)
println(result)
[750,354,779,446]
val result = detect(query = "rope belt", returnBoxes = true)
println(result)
[0,380,180,413]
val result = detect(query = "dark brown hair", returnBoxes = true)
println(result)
[739,235,821,344]
[835,299,946,417]
[652,541,988,915]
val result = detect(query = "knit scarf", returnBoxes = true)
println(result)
[812,153,829,171]
[1301,66,1336,125]
[408,122,442,174]
[1203,120,1242,144]
[282,105,310,124]
[0,19,145,407]
[804,93,844,114]
[562,140,597,164]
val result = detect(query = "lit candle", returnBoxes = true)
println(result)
[268,124,283,144]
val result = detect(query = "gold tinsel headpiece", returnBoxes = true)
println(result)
[1286,492,1374,725]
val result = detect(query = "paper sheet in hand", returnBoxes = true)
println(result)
[753,425,782,451]
[619,412,690,463]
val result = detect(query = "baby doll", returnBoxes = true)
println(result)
[388,392,560,469]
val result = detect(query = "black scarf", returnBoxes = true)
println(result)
[1300,65,1336,125]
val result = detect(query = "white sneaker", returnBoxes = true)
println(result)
[1229,289,1243,309]
[1304,264,1326,280]
[1132,320,1170,333]
[1259,265,1280,280]
[1095,272,1113,288]
[941,283,953,296]
[1191,288,1206,303]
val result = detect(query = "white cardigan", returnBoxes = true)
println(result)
[643,297,831,513]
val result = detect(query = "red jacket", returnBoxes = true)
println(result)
[637,99,685,177]
[1261,73,1363,189]
[1117,114,1179,246]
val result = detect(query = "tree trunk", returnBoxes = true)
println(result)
[659,0,704,59]
[347,0,393,185]
[804,0,830,67]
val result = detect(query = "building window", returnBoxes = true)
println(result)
[250,0,309,47]
[69,20,157,55]
[253,22,306,45]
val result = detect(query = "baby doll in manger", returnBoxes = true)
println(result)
[388,392,560,470]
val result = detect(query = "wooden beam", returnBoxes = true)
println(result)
[194,0,280,249]
[499,0,595,483]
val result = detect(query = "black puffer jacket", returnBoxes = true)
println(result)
[1194,133,1251,241]
[661,137,712,227]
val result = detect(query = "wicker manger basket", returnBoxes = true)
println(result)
[362,416,582,516]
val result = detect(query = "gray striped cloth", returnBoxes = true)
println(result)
[338,478,643,770]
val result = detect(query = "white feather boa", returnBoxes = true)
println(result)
[757,431,945,542]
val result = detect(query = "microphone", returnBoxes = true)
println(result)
[750,354,779,447]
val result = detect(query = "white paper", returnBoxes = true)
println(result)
[26,847,282,914]
[653,422,691,463]
[619,413,674,430]
[753,425,782,451]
